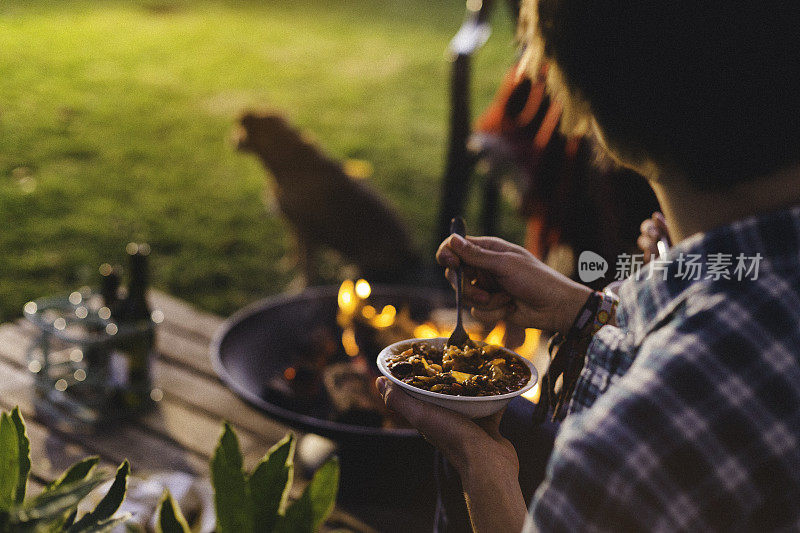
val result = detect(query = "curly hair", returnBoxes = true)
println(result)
[519,0,800,189]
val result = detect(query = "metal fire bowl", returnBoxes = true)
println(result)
[210,284,449,444]
[212,285,451,526]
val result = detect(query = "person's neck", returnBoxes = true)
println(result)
[650,165,800,243]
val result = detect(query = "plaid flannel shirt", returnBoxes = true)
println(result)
[525,206,800,532]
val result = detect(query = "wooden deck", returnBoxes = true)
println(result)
[0,290,375,532]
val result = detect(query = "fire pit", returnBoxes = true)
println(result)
[211,283,450,439]
[211,281,542,528]
[210,283,453,525]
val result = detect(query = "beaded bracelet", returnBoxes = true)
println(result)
[532,290,619,423]
[593,290,619,334]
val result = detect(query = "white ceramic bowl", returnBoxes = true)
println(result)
[377,337,538,419]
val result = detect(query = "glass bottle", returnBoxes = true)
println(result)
[85,263,121,385]
[119,242,155,411]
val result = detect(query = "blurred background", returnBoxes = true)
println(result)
[0,0,522,322]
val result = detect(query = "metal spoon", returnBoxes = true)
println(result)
[447,216,472,348]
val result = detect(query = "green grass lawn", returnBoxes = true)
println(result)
[0,0,518,322]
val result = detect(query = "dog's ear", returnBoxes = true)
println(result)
[239,112,256,128]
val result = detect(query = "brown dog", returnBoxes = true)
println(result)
[236,112,420,285]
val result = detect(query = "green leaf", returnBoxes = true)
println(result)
[276,457,339,533]
[45,457,100,493]
[35,458,100,533]
[155,491,190,533]
[12,472,111,524]
[68,460,129,532]
[274,502,312,533]
[302,457,339,531]
[249,434,295,533]
[63,509,78,529]
[10,408,30,505]
[0,412,20,511]
[33,507,79,533]
[77,513,132,532]
[211,422,253,533]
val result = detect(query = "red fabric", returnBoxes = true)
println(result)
[473,62,659,283]
[474,64,580,260]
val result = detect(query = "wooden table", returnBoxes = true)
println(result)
[0,290,375,532]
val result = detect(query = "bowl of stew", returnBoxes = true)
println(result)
[377,337,538,418]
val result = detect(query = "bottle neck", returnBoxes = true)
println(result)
[126,250,150,321]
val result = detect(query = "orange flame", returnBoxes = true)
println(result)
[522,382,541,403]
[355,279,371,299]
[484,322,506,346]
[371,305,396,329]
[413,322,441,339]
[342,328,359,357]
[515,328,542,404]
[515,328,541,359]
[338,279,358,317]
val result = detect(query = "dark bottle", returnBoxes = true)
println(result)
[125,243,151,321]
[120,242,155,410]
[99,263,121,316]
[83,263,121,390]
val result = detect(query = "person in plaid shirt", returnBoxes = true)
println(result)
[374,0,800,531]
[533,208,800,530]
